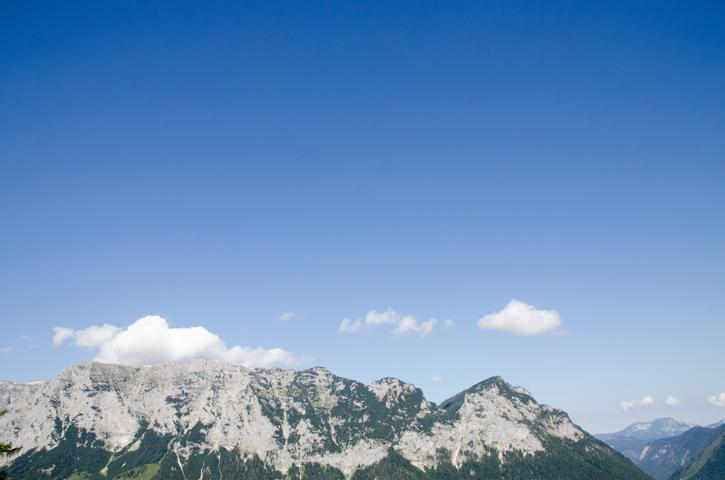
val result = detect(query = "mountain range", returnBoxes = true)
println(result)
[597,418,725,480]
[0,359,647,479]
[596,418,695,463]
[671,425,725,480]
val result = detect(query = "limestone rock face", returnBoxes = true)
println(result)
[0,360,648,479]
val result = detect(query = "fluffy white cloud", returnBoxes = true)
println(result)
[73,324,121,347]
[442,319,454,330]
[665,395,682,407]
[365,308,399,326]
[708,392,725,408]
[52,315,297,368]
[431,375,442,384]
[477,300,562,336]
[279,312,297,321]
[621,395,656,412]
[394,315,436,337]
[52,327,75,347]
[338,318,362,334]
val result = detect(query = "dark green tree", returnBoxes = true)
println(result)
[1,410,21,480]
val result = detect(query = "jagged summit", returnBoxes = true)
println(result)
[303,365,333,374]
[598,417,695,442]
[438,375,534,414]
[0,360,649,479]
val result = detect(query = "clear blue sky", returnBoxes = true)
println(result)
[1,0,724,433]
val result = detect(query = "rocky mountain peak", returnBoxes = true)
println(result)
[0,360,647,479]
[607,417,695,440]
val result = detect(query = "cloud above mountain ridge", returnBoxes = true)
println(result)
[338,307,440,337]
[477,300,563,336]
[708,392,725,407]
[53,315,297,368]
[620,395,655,412]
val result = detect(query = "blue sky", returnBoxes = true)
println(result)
[1,0,724,433]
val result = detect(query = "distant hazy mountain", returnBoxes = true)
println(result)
[638,425,725,480]
[596,417,695,462]
[671,426,725,480]
[600,418,695,441]
[707,419,725,429]
[0,360,649,479]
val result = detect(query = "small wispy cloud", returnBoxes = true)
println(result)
[338,318,362,334]
[621,395,655,412]
[707,392,725,408]
[431,375,442,384]
[394,315,437,337]
[0,347,12,353]
[365,308,398,326]
[341,308,440,337]
[18,334,40,349]
[477,300,563,336]
[665,395,682,407]
[442,319,454,330]
[279,312,297,322]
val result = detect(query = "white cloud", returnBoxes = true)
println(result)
[341,307,443,337]
[0,347,12,353]
[477,299,562,336]
[365,308,399,326]
[53,324,122,348]
[394,315,436,337]
[708,392,725,408]
[665,395,682,407]
[279,312,297,322]
[221,345,298,367]
[621,395,656,412]
[73,324,121,347]
[338,318,362,334]
[431,375,442,384]
[52,327,75,347]
[52,315,297,368]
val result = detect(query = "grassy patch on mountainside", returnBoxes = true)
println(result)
[112,463,160,479]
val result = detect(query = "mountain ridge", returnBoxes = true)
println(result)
[639,424,725,479]
[671,426,725,479]
[596,417,695,465]
[1,359,650,479]
[597,419,725,480]
[598,418,695,441]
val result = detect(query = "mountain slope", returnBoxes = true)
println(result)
[637,425,725,480]
[671,427,725,480]
[605,418,695,440]
[596,418,694,462]
[0,360,650,479]
[706,419,725,429]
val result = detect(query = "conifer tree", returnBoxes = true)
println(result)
[0,410,20,480]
